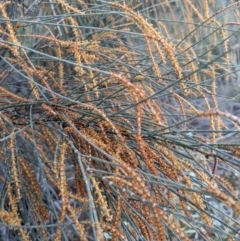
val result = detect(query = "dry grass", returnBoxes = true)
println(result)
[0,0,240,240]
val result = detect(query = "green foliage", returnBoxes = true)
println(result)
[0,0,240,240]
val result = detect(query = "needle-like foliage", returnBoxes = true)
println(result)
[0,0,240,240]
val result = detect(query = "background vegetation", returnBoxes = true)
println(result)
[0,0,240,240]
